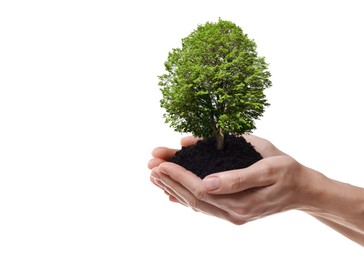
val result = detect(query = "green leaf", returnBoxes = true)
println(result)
[158,19,271,139]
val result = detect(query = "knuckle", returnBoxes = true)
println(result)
[227,211,247,225]
[185,196,198,209]
[230,218,246,225]
[232,206,248,217]
[260,161,275,176]
[230,170,245,192]
[192,185,206,201]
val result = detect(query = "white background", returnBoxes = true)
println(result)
[1,0,364,259]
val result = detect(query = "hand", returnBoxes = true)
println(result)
[147,135,284,169]
[148,135,364,246]
[148,135,312,224]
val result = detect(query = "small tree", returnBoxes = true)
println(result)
[159,19,271,150]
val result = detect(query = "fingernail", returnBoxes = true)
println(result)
[203,176,221,191]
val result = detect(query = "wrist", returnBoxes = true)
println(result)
[296,167,364,229]
[292,165,331,213]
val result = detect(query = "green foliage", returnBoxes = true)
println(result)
[159,19,271,141]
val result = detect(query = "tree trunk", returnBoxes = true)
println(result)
[216,128,224,150]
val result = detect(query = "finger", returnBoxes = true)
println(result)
[242,134,286,157]
[151,168,188,206]
[153,164,247,224]
[158,162,208,201]
[148,157,165,169]
[151,166,190,204]
[151,147,177,161]
[166,191,183,204]
[202,159,276,194]
[163,184,189,207]
[150,171,165,190]
[157,164,202,208]
[158,173,240,223]
[148,147,177,169]
[180,136,202,147]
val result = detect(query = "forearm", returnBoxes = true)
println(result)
[309,213,364,246]
[298,167,364,246]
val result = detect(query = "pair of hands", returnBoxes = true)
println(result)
[148,135,311,225]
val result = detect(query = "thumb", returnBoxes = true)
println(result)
[202,162,273,194]
[180,136,202,147]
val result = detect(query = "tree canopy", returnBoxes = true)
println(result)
[159,19,271,149]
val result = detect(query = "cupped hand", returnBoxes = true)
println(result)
[147,134,284,170]
[147,135,200,170]
[148,135,311,224]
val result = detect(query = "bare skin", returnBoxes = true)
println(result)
[148,135,364,247]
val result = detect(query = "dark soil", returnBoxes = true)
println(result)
[170,134,263,179]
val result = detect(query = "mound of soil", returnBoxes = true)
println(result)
[170,134,263,179]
